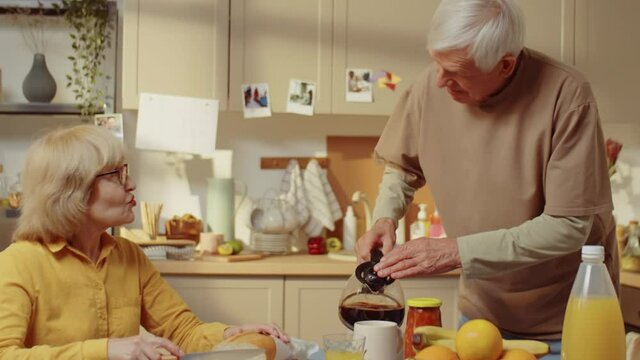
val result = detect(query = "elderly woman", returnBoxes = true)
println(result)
[0,125,287,359]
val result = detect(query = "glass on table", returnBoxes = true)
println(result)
[323,333,366,360]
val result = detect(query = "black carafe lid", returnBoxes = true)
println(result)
[354,248,395,292]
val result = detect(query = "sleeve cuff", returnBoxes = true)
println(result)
[456,233,487,277]
[82,338,108,360]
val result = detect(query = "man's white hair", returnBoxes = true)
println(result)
[427,0,525,72]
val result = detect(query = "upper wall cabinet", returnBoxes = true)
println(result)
[574,0,640,124]
[519,0,575,64]
[330,0,438,115]
[333,0,575,115]
[228,0,333,113]
[229,0,575,116]
[119,0,229,110]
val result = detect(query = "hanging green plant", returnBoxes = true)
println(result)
[53,0,112,120]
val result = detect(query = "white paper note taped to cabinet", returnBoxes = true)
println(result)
[136,93,218,156]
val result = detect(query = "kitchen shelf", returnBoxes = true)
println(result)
[0,102,100,115]
[0,7,64,17]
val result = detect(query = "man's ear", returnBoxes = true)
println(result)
[499,54,518,78]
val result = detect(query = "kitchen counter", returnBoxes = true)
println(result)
[152,253,461,277]
[152,254,640,289]
[621,270,640,289]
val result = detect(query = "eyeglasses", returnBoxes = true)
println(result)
[96,164,128,185]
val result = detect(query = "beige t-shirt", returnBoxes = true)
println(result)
[375,48,616,337]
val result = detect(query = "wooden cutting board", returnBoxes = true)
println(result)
[198,253,264,262]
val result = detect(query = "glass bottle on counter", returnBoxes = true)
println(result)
[404,297,442,358]
[561,245,625,360]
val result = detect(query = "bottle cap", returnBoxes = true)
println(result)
[582,245,604,257]
[407,297,442,308]
[345,205,354,216]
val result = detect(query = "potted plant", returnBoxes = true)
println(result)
[54,0,113,120]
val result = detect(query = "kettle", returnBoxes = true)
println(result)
[338,249,405,330]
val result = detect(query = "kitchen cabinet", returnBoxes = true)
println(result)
[119,0,229,110]
[332,0,574,115]
[163,275,284,325]
[228,0,333,113]
[283,276,459,345]
[161,270,458,345]
[228,0,574,116]
[330,0,437,115]
[621,284,640,329]
[574,0,640,126]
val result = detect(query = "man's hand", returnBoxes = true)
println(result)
[355,218,397,263]
[223,323,289,343]
[373,237,461,279]
[107,334,183,360]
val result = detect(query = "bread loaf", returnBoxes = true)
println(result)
[220,332,276,360]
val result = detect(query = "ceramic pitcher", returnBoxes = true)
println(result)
[206,178,247,241]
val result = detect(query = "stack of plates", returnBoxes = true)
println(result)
[251,232,292,254]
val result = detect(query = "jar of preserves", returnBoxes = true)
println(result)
[404,297,442,358]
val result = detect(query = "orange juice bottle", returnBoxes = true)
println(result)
[561,245,626,360]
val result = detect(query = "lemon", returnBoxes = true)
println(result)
[217,243,234,256]
[227,240,244,254]
[326,237,343,252]
[455,319,503,360]
[415,344,459,360]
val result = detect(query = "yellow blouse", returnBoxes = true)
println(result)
[0,233,227,359]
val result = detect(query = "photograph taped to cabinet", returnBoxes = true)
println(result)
[346,68,373,103]
[287,79,316,116]
[94,113,124,141]
[242,83,272,119]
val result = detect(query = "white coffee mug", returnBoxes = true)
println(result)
[353,320,403,360]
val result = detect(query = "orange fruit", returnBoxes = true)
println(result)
[415,345,459,360]
[498,349,537,360]
[455,319,503,360]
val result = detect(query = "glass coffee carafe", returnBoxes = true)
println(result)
[338,249,405,330]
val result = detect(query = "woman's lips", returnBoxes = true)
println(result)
[129,196,136,206]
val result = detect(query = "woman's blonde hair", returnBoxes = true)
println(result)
[13,125,126,243]
[428,0,525,72]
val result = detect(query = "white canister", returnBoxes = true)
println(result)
[353,320,403,360]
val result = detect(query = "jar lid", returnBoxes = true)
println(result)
[407,297,442,308]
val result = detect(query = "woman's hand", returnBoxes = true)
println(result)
[373,237,461,279]
[355,218,397,263]
[107,334,183,360]
[223,323,290,343]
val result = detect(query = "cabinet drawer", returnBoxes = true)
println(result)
[621,285,640,327]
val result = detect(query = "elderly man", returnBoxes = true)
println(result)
[356,0,616,359]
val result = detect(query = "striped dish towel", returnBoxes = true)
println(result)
[280,160,310,226]
[303,159,343,236]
